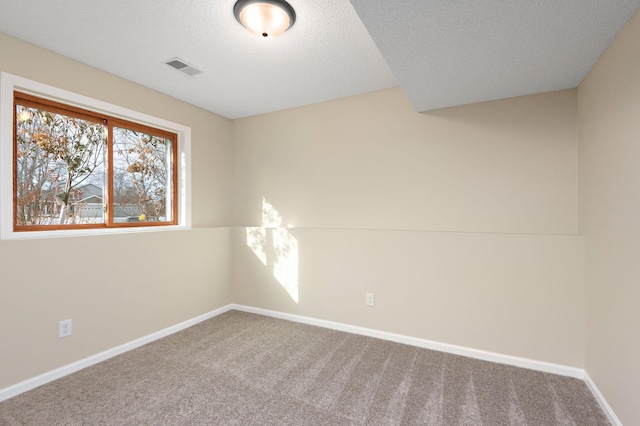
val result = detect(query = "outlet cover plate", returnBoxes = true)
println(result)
[366,292,375,307]
[59,319,72,338]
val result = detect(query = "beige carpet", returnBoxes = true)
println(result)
[0,310,609,425]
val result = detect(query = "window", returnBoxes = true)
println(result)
[14,93,177,230]
[1,73,191,239]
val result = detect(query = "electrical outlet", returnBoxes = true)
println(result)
[59,319,72,338]
[366,292,375,307]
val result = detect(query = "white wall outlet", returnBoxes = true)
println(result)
[59,319,72,338]
[366,292,375,307]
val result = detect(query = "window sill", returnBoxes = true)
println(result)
[3,225,191,240]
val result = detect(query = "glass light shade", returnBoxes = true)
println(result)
[234,0,295,38]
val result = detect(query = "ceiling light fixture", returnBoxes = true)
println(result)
[234,0,296,38]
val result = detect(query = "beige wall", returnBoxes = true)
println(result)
[0,33,233,388]
[232,89,585,367]
[233,228,585,366]
[578,9,640,425]
[0,32,232,228]
[233,88,578,234]
[0,229,231,388]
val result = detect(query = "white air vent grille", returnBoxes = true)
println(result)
[165,58,201,76]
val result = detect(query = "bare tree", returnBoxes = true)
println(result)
[113,128,171,221]
[15,115,53,225]
[15,106,105,225]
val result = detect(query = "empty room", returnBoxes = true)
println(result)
[0,1,639,424]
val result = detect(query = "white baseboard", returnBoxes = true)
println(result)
[1,302,621,426]
[230,304,584,378]
[0,304,233,403]
[584,372,622,426]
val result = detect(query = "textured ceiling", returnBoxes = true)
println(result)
[350,0,640,112]
[0,1,639,118]
[0,0,397,119]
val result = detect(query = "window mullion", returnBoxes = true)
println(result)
[106,122,114,227]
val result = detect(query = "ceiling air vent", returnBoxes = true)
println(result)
[165,58,201,76]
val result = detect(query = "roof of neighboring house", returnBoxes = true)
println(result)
[76,195,103,204]
[76,184,103,198]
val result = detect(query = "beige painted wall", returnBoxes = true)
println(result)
[0,33,232,388]
[0,229,231,388]
[232,89,585,367]
[233,228,585,366]
[233,88,578,234]
[0,32,232,228]
[578,9,640,425]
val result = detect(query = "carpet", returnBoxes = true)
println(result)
[0,310,609,425]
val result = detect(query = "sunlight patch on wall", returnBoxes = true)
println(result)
[245,198,299,302]
[246,227,267,265]
[272,227,299,302]
[262,199,283,227]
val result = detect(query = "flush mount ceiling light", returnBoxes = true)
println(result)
[234,0,296,38]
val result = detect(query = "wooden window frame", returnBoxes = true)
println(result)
[1,72,191,240]
[13,92,179,232]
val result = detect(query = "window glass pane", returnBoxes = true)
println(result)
[112,127,173,223]
[15,104,106,226]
